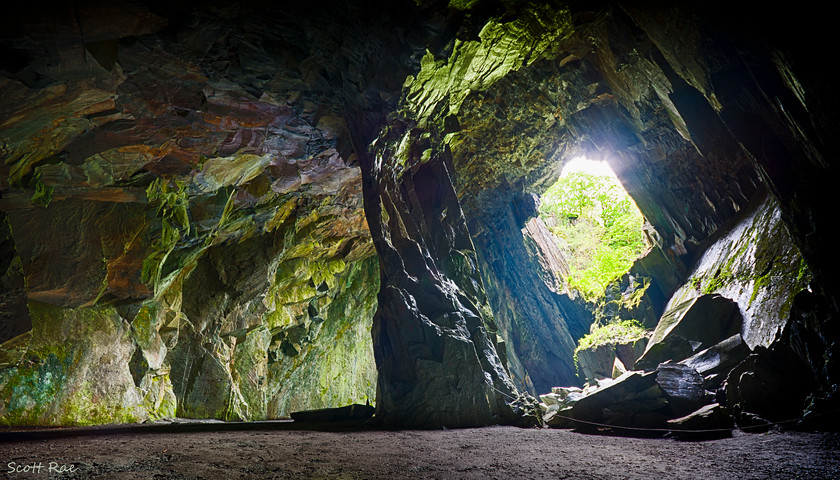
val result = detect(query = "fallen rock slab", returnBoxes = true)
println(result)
[679,333,750,389]
[290,403,375,422]
[655,363,709,416]
[565,371,672,431]
[680,334,750,374]
[667,403,733,439]
[636,294,742,370]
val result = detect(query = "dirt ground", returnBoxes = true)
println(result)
[1,421,839,479]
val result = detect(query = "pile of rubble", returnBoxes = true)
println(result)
[541,294,816,437]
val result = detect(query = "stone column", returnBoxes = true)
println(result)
[359,123,538,428]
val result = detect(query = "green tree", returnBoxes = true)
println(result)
[539,172,647,300]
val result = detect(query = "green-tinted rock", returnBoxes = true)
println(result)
[0,302,146,426]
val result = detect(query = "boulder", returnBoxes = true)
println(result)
[680,334,750,375]
[635,294,742,370]
[615,338,647,372]
[564,371,672,431]
[576,336,647,383]
[725,345,816,423]
[576,344,618,382]
[540,386,589,426]
[540,386,585,408]
[655,363,709,416]
[680,334,751,390]
[290,403,375,422]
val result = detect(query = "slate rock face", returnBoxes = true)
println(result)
[576,337,646,383]
[364,135,538,428]
[0,1,384,425]
[725,345,816,424]
[667,196,812,350]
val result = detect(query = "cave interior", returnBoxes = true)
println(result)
[0,0,838,435]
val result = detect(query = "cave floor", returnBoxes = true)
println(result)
[1,422,838,479]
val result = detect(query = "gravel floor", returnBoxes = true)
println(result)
[1,422,839,479]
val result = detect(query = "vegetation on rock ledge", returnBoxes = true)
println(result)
[574,319,648,354]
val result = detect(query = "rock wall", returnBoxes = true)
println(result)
[0,1,380,425]
[362,125,537,427]
[470,194,591,393]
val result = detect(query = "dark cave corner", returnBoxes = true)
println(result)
[0,0,838,434]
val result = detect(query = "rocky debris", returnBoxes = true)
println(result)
[544,195,815,434]
[541,367,724,434]
[540,386,587,427]
[635,294,741,370]
[542,386,587,407]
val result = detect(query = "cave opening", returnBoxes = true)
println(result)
[536,155,649,302]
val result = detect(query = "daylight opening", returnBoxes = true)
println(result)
[538,156,649,300]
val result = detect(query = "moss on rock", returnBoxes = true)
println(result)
[0,302,147,426]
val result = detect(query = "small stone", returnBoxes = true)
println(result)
[612,356,628,378]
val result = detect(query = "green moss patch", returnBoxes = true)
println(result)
[575,320,648,354]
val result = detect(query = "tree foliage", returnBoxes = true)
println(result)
[539,172,647,300]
